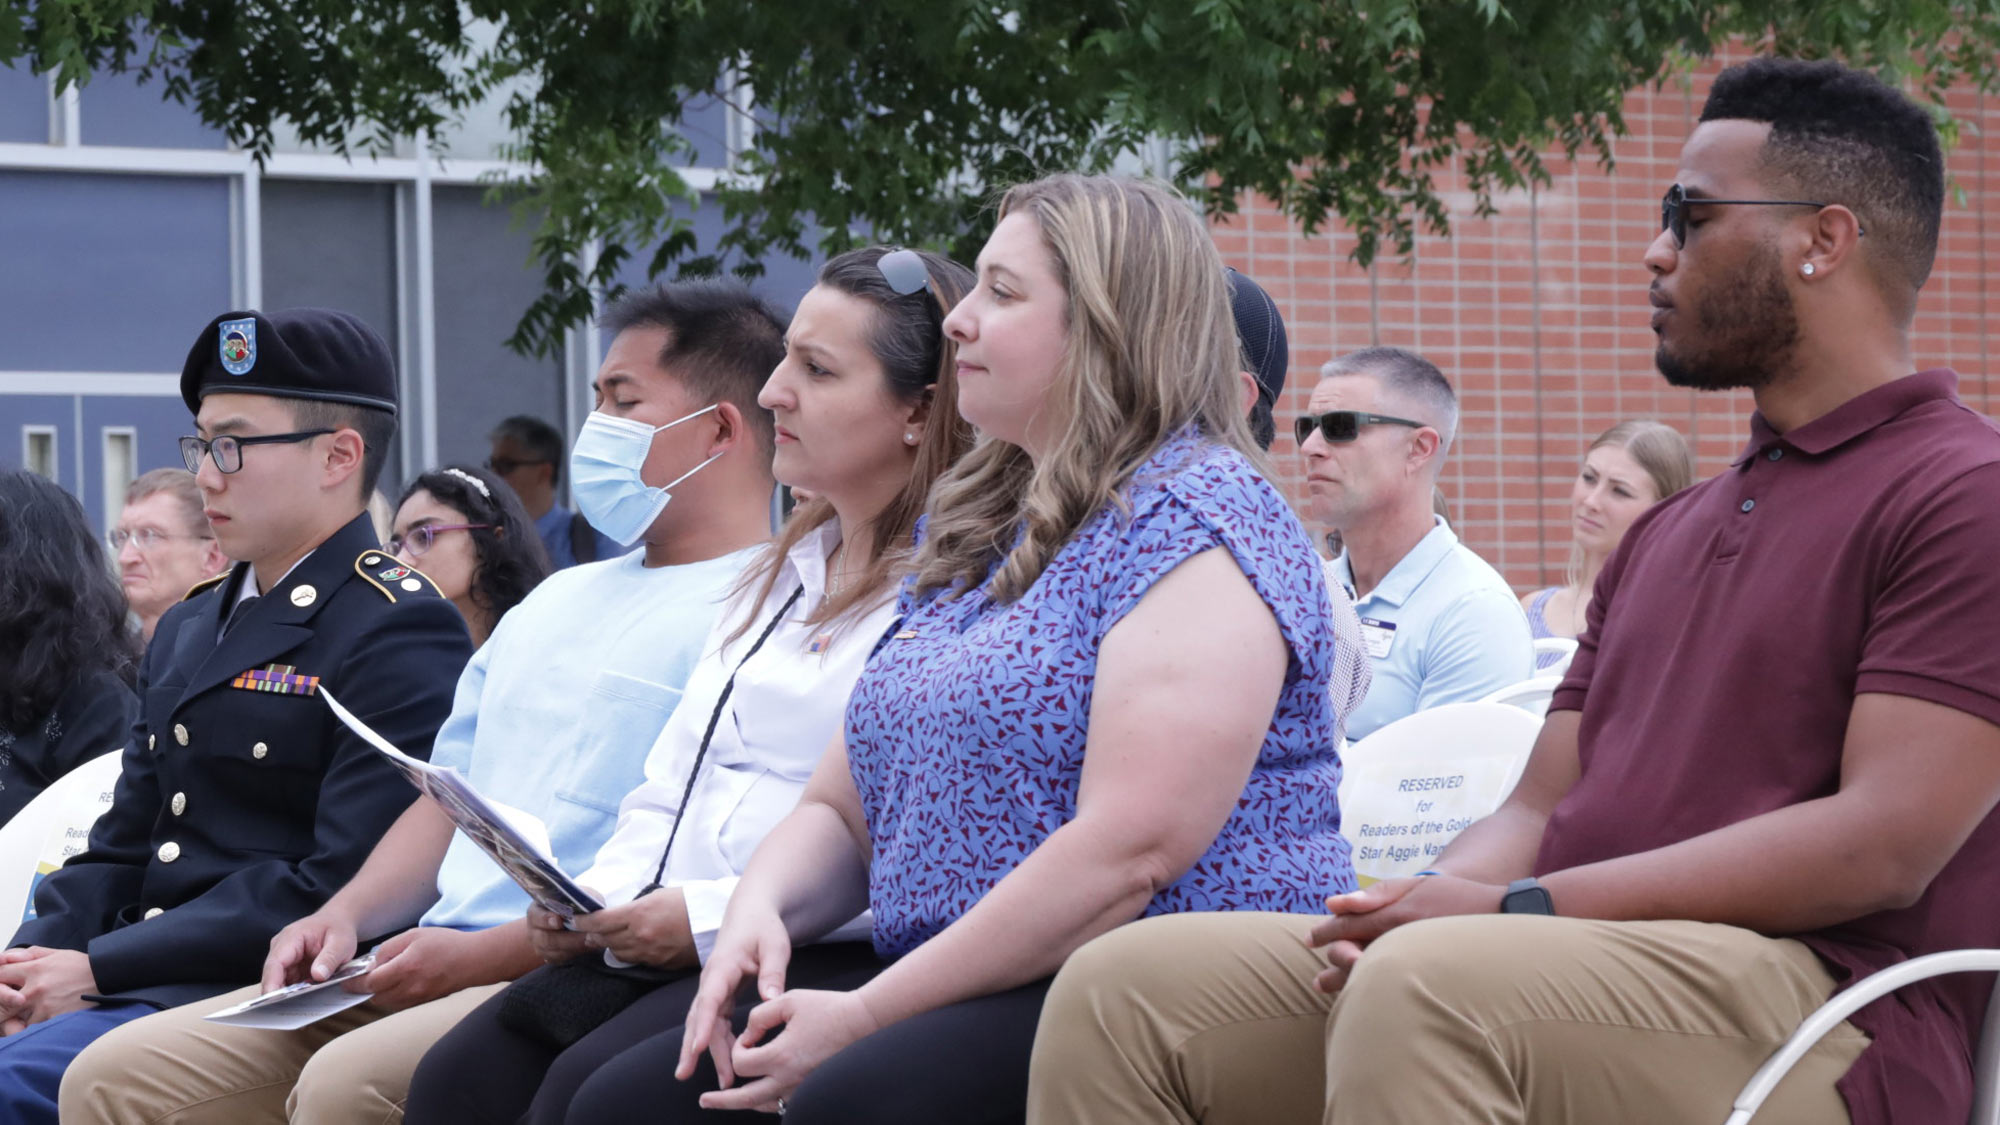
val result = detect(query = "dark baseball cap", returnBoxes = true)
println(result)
[1225,268,1289,409]
[180,308,398,416]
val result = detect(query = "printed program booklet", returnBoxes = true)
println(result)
[202,953,377,1030]
[320,688,604,920]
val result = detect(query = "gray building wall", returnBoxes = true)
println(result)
[0,69,821,532]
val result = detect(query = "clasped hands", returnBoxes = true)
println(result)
[671,910,881,1115]
[1307,872,1507,994]
[0,947,98,1035]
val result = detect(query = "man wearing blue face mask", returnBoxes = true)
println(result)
[63,282,788,1125]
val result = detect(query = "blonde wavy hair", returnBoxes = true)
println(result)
[910,174,1264,603]
[1564,419,1695,589]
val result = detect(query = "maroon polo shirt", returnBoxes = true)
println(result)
[1538,370,2000,1125]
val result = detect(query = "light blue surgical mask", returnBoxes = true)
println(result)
[569,405,721,546]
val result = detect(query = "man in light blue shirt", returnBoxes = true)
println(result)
[1299,347,1533,741]
[58,281,790,1124]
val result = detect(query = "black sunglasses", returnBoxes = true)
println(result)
[485,455,550,476]
[1659,183,1859,250]
[1294,411,1427,446]
[179,430,336,474]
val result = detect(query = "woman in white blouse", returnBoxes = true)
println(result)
[405,246,976,1125]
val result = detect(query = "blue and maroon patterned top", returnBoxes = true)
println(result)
[846,428,1356,959]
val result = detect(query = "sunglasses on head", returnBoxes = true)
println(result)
[1294,411,1427,445]
[1659,183,1860,250]
[876,248,931,298]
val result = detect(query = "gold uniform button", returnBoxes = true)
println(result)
[158,842,181,863]
[252,742,269,760]
[173,724,189,747]
[171,793,187,816]
[143,907,164,920]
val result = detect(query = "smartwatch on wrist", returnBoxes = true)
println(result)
[1500,877,1555,915]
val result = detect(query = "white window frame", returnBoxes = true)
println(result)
[101,424,137,524]
[23,424,57,480]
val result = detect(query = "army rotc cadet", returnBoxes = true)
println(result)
[0,309,472,1124]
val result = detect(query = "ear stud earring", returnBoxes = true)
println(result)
[1801,262,1816,276]
[905,433,918,444]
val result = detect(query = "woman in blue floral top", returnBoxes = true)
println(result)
[675,175,1356,1124]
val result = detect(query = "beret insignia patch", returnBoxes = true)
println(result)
[218,318,257,376]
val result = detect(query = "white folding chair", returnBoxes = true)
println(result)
[1338,702,1543,885]
[0,751,123,944]
[1478,674,1565,718]
[1533,636,1579,675]
[1726,951,2000,1124]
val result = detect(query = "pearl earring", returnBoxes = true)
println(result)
[1801,262,1816,277]
[904,433,917,444]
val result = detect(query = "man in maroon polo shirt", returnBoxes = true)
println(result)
[1023,57,2000,1125]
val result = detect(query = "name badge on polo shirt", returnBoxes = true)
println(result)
[1358,617,1397,660]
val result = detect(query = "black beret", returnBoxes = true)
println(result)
[180,308,398,416]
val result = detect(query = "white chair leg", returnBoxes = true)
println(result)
[1725,949,2000,1125]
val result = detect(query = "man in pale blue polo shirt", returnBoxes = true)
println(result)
[1298,347,1532,741]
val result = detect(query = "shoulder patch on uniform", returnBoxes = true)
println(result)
[353,551,442,603]
[181,572,229,602]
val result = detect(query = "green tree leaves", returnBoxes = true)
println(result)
[9,0,1995,354]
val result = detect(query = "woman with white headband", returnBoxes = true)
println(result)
[389,464,553,645]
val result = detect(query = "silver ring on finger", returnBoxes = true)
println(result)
[777,1097,788,1116]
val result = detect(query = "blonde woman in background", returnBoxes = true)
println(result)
[1522,420,1694,662]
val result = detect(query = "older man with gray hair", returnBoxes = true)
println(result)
[1297,346,1531,740]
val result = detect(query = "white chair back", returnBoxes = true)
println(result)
[1480,674,1566,717]
[1337,702,1544,886]
[1533,636,1579,675]
[0,751,123,944]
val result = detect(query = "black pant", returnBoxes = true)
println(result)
[405,943,1050,1125]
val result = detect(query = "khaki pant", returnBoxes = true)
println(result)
[58,981,506,1125]
[1027,912,1869,1125]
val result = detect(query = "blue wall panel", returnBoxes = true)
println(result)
[0,65,46,143]
[0,172,232,372]
[0,394,76,486]
[80,394,190,528]
[78,68,225,149]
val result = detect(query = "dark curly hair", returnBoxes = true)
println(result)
[396,464,551,627]
[1701,57,1945,302]
[0,471,141,734]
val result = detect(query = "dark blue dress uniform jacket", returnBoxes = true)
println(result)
[10,512,472,1008]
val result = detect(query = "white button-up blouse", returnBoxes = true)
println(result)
[576,520,890,960]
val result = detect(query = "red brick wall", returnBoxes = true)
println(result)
[1217,61,2000,593]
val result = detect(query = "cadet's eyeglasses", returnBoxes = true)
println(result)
[389,523,492,558]
[1294,410,1428,446]
[179,430,335,475]
[1659,183,1858,250]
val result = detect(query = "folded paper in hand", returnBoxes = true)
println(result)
[320,688,603,919]
[203,953,377,1030]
